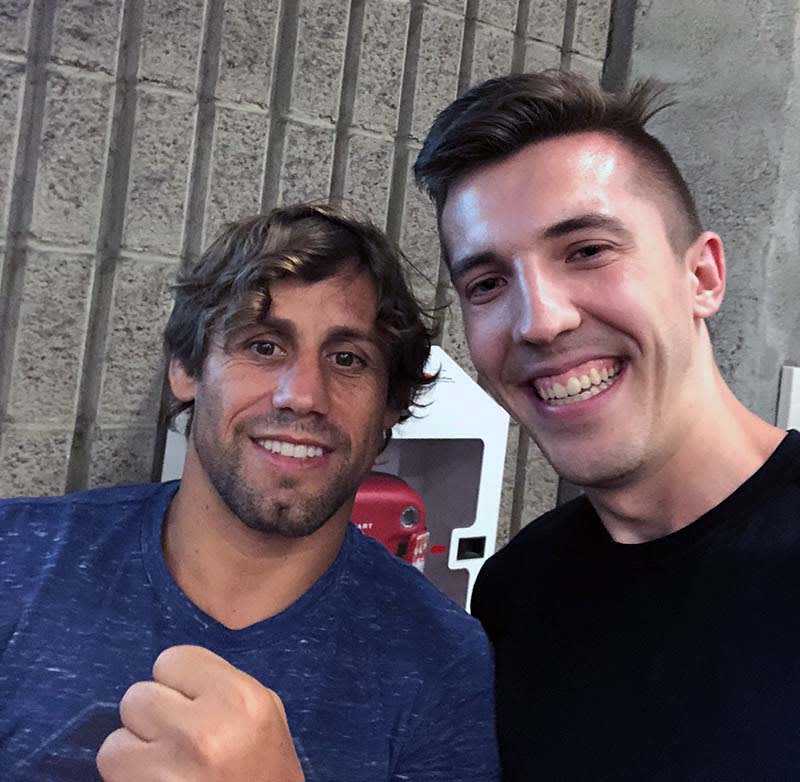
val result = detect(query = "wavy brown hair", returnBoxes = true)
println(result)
[414,70,702,255]
[164,204,436,432]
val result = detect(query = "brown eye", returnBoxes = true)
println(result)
[250,342,277,356]
[467,276,507,302]
[333,352,365,368]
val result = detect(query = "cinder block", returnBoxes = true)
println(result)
[0,0,30,54]
[411,8,464,141]
[278,121,334,205]
[524,40,561,71]
[291,0,349,122]
[97,258,175,424]
[527,0,566,46]
[342,134,394,227]
[352,0,410,134]
[139,0,204,91]
[88,424,157,487]
[425,0,466,16]
[0,427,72,498]
[7,250,93,422]
[31,72,113,246]
[51,0,123,72]
[204,107,269,246]
[123,91,194,255]
[476,0,519,32]
[217,0,279,105]
[574,0,612,60]
[0,62,24,238]
[400,159,440,309]
[496,420,522,549]
[440,295,478,380]
[469,23,514,87]
[569,52,604,82]
[521,437,558,526]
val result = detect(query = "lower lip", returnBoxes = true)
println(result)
[527,365,626,420]
[249,439,331,471]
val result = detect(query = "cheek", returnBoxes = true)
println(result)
[464,310,510,375]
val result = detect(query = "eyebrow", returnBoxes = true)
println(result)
[450,212,633,283]
[541,213,633,241]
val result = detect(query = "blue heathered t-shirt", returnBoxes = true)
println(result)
[0,481,499,781]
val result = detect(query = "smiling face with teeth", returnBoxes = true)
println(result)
[441,131,725,488]
[169,268,400,539]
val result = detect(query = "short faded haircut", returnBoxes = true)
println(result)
[164,204,435,432]
[414,70,702,256]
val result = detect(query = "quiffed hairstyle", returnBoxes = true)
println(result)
[164,204,436,432]
[414,70,702,254]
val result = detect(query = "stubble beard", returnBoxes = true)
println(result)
[193,419,377,539]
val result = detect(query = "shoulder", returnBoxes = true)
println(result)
[0,482,176,526]
[471,495,594,636]
[0,482,177,567]
[342,526,491,661]
[480,494,593,583]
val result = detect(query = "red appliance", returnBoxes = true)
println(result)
[352,472,429,571]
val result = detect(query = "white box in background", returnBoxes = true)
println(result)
[777,366,800,430]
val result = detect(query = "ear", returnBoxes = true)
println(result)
[686,231,726,320]
[168,358,197,403]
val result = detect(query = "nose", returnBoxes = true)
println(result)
[272,355,330,416]
[513,262,581,345]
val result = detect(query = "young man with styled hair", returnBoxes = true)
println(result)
[416,71,800,780]
[0,204,500,782]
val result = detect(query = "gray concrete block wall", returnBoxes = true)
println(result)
[628,0,800,427]
[0,0,613,549]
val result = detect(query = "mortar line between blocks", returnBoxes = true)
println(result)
[384,0,424,244]
[511,0,533,73]
[65,0,145,492]
[560,0,579,71]
[329,0,367,206]
[181,0,225,265]
[509,427,530,537]
[260,0,302,211]
[456,0,479,95]
[0,0,57,450]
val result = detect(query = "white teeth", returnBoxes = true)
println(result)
[548,379,612,406]
[566,377,582,395]
[579,374,591,390]
[589,367,601,385]
[256,439,324,459]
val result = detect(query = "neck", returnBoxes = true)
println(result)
[163,450,349,630]
[585,366,785,544]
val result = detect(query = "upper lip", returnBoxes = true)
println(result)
[251,434,331,450]
[517,354,624,383]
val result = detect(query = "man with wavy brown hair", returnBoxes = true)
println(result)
[0,204,499,782]
[416,71,799,781]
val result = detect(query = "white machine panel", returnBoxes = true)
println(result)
[777,366,800,430]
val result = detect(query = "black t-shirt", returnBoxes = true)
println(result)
[473,430,800,781]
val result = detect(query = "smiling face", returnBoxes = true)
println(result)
[170,267,399,538]
[441,131,721,489]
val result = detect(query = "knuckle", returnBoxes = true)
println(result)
[95,728,126,780]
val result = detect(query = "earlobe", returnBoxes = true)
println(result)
[169,358,197,403]
[688,231,726,319]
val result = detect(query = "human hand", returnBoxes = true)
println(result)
[97,645,304,781]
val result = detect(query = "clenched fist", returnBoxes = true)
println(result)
[97,645,304,782]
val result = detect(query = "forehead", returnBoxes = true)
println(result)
[440,132,658,257]
[265,267,379,330]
